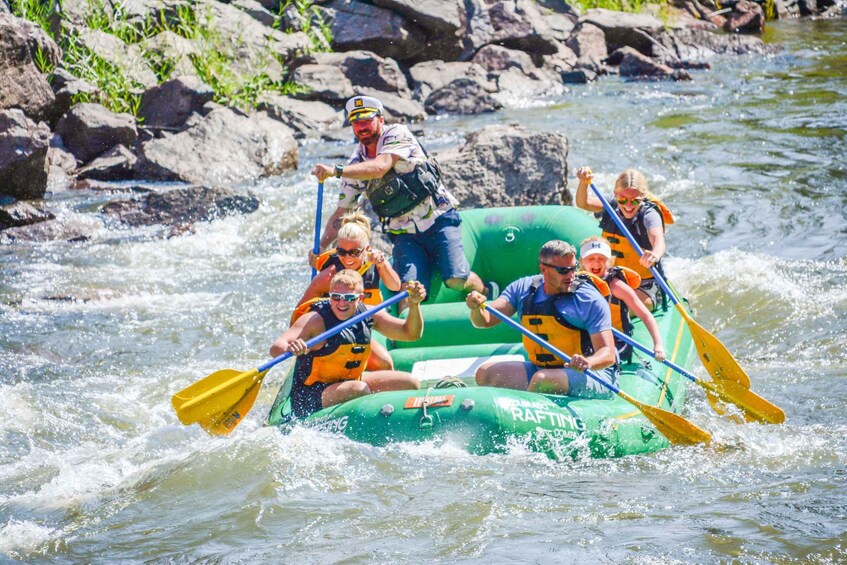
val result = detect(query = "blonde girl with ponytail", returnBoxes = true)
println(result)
[574,167,675,311]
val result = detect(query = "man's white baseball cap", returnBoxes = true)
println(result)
[580,239,612,259]
[346,95,384,123]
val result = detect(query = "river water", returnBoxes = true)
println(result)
[2,19,845,563]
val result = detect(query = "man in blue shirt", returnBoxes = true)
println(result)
[465,240,619,398]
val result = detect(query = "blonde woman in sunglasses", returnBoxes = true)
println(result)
[574,167,675,311]
[293,210,401,371]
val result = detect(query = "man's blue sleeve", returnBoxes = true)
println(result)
[500,277,533,313]
[567,286,612,334]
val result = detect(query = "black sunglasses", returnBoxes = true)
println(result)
[540,262,579,275]
[335,246,364,258]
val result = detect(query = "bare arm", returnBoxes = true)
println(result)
[372,281,426,341]
[612,280,665,361]
[465,292,515,328]
[584,330,617,370]
[368,248,401,291]
[639,225,666,268]
[575,166,604,212]
[269,312,325,357]
[312,154,400,182]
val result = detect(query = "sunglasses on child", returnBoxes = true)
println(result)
[329,292,362,302]
[541,262,579,275]
[616,195,644,206]
[335,246,364,257]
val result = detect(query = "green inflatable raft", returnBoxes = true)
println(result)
[266,205,698,459]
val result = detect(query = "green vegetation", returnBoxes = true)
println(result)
[9,0,332,116]
[568,0,670,17]
[277,0,334,52]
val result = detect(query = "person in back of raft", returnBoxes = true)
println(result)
[270,270,425,418]
[579,235,666,364]
[292,209,401,372]
[464,240,619,398]
[309,95,495,310]
[574,166,675,311]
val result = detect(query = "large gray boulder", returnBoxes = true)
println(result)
[326,0,428,61]
[439,124,570,207]
[291,64,355,102]
[0,201,54,230]
[425,78,503,115]
[198,0,311,76]
[290,51,411,97]
[542,41,579,74]
[723,0,765,33]
[618,47,691,80]
[409,60,494,101]
[372,0,463,34]
[136,107,298,185]
[257,95,343,140]
[472,44,536,74]
[463,0,559,61]
[566,22,608,66]
[55,103,138,165]
[0,109,51,200]
[580,9,664,54]
[75,144,138,181]
[50,69,98,126]
[0,13,58,122]
[100,185,260,228]
[138,76,215,130]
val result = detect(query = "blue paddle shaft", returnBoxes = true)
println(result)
[485,304,622,395]
[611,328,699,384]
[312,181,325,279]
[588,183,679,306]
[257,291,408,374]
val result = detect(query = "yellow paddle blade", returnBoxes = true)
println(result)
[198,379,263,436]
[677,304,751,389]
[701,379,785,425]
[618,391,712,446]
[171,368,264,425]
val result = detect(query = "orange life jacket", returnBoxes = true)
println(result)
[603,266,640,334]
[599,198,673,281]
[292,300,372,386]
[520,274,609,367]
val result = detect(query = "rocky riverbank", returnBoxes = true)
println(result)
[1,0,844,242]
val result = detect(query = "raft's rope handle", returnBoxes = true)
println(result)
[419,387,434,429]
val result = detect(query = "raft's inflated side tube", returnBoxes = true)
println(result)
[385,206,601,371]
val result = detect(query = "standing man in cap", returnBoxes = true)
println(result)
[310,95,494,308]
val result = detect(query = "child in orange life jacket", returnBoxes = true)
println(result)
[295,209,401,371]
[579,236,666,363]
[575,167,675,312]
[271,270,425,418]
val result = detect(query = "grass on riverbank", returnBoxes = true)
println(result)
[569,0,672,18]
[9,0,332,117]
